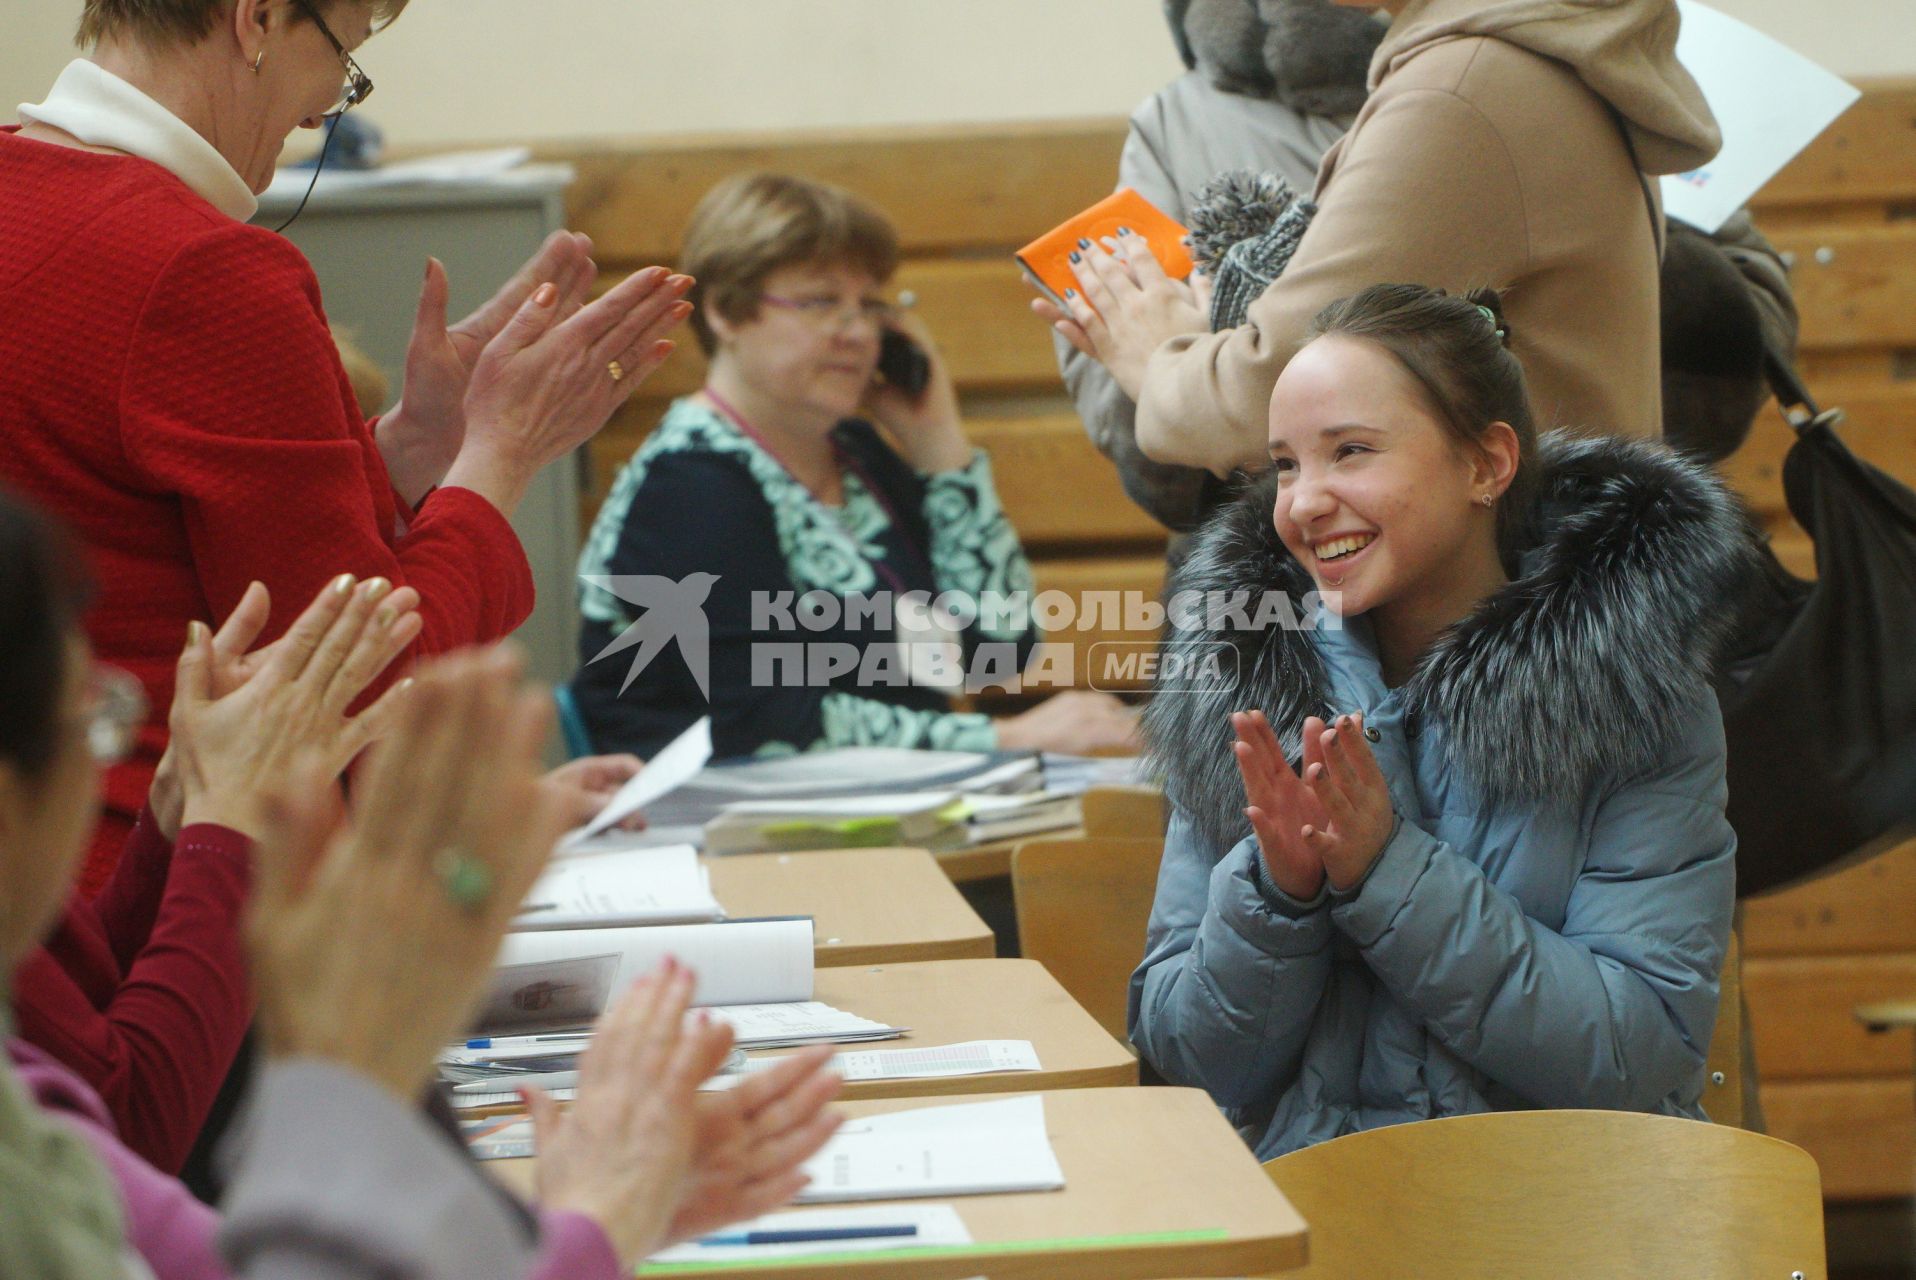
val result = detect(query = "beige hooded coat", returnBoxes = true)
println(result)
[1134,0,1721,472]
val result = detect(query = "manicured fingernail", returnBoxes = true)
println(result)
[1065,288,1078,298]
[186,620,208,647]
[374,605,396,628]
[395,677,415,693]
[331,573,355,595]
[1119,226,1133,236]
[1068,251,1082,264]
[360,577,392,602]
[1076,237,1090,249]
[533,282,557,307]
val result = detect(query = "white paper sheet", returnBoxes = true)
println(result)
[704,1040,1040,1090]
[513,845,721,929]
[559,717,712,851]
[1663,0,1860,232]
[648,1204,973,1264]
[794,1095,1065,1203]
[490,917,813,1016]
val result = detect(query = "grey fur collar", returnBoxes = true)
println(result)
[1141,431,1756,849]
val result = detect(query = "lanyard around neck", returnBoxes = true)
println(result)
[700,386,921,596]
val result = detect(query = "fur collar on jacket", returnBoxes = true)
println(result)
[1142,431,1756,850]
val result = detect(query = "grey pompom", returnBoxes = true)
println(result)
[1186,169,1316,331]
[1187,170,1298,275]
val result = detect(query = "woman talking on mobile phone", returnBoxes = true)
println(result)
[573,173,1140,760]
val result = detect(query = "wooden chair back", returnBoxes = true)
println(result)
[1011,835,1163,1043]
[1703,928,1745,1126]
[1263,1110,1826,1279]
[1079,785,1165,840]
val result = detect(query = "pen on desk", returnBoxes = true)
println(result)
[697,1226,920,1247]
[465,1033,592,1050]
[450,1069,580,1095]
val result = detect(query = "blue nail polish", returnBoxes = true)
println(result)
[1076,237,1090,249]
[1118,226,1132,236]
[1065,288,1078,298]
[1068,251,1081,264]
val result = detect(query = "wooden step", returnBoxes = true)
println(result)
[1744,953,1916,1079]
[1762,1077,1915,1201]
[1743,839,1916,958]
[543,118,1127,266]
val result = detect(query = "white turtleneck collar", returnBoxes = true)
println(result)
[18,60,258,222]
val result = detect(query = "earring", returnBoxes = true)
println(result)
[1478,493,1495,508]
[252,51,264,72]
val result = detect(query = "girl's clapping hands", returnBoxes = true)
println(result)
[1231,709,1396,900]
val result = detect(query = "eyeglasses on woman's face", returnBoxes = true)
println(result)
[757,292,897,333]
[292,0,374,117]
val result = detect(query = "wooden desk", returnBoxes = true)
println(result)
[935,825,1087,884]
[709,848,994,966]
[491,1086,1308,1280]
[749,959,1136,1100]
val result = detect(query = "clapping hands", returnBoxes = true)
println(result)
[529,961,843,1265]
[1031,229,1208,402]
[1231,709,1395,897]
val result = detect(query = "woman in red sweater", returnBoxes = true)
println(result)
[0,0,691,893]
[13,566,431,1173]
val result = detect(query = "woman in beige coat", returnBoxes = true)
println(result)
[1046,0,1721,472]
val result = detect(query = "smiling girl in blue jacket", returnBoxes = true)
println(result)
[1129,283,1748,1158]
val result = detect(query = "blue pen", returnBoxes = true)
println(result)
[697,1226,920,1247]
[465,1034,590,1050]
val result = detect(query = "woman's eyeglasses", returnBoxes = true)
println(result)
[293,0,374,117]
[759,293,896,332]
[82,667,148,766]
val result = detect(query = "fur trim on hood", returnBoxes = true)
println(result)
[1141,431,1757,851]
[1370,0,1720,175]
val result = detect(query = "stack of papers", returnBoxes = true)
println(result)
[711,1002,906,1049]
[647,747,1042,831]
[962,791,1082,844]
[704,792,968,856]
[1039,753,1149,796]
[513,845,720,929]
[794,1095,1066,1203]
[704,1040,1040,1091]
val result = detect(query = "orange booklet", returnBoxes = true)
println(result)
[1016,187,1193,309]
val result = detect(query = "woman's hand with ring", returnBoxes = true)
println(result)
[245,647,568,1102]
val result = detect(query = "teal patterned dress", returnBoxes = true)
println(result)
[572,397,1039,758]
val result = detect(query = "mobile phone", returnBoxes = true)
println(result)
[876,327,932,398]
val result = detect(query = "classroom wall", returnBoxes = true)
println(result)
[3,0,1912,151]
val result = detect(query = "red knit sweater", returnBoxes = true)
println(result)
[11,808,252,1174]
[0,129,535,894]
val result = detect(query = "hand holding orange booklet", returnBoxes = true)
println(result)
[1016,187,1194,309]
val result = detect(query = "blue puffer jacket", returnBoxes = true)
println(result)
[1129,433,1751,1158]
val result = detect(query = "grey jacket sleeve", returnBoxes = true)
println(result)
[219,1061,539,1280]
[1128,811,1336,1107]
[1054,109,1216,532]
[1331,694,1737,1112]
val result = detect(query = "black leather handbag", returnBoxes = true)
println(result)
[1714,354,1916,896]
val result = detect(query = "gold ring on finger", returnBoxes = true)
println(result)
[607,359,625,383]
